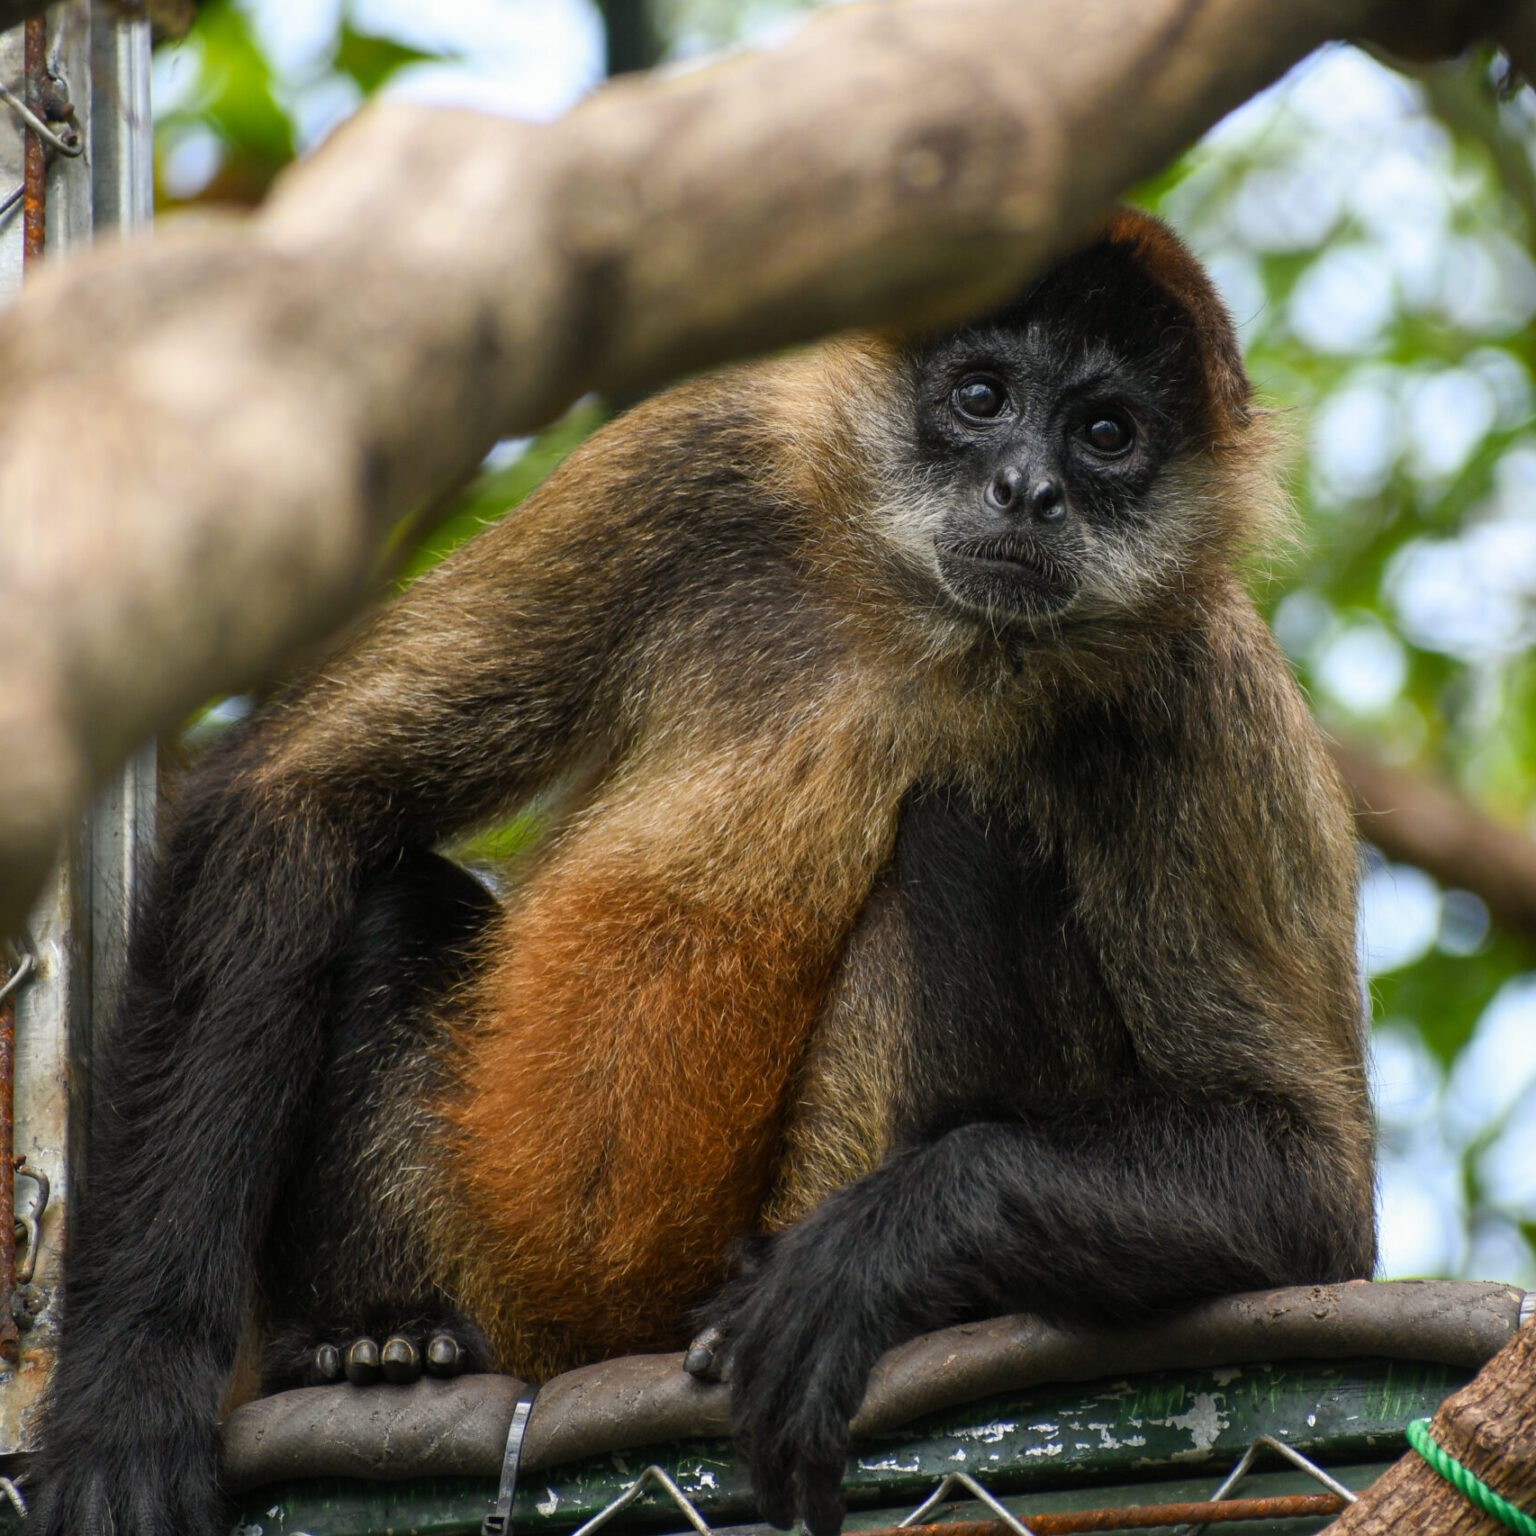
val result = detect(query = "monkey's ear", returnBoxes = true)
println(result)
[1101,208,1250,440]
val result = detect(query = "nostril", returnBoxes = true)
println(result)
[986,466,1022,511]
[1029,477,1065,522]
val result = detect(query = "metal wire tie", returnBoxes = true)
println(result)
[0,1476,25,1518]
[0,952,34,1009]
[898,1471,1038,1536]
[0,82,82,156]
[13,1160,49,1286]
[482,1385,539,1536]
[567,1465,715,1536]
[1179,1433,1357,1535]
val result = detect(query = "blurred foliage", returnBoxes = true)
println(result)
[395,401,607,585]
[444,807,548,886]
[155,5,1536,1284]
[332,24,439,96]
[647,0,823,56]
[1374,929,1526,1069]
[151,1,446,208]
[152,0,292,206]
[596,0,666,74]
[145,0,201,46]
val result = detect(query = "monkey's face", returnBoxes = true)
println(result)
[890,240,1220,631]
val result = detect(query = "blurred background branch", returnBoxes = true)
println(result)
[1334,739,1536,938]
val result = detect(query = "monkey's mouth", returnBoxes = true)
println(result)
[933,539,1078,622]
[942,538,1073,588]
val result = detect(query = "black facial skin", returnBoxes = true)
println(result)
[907,239,1208,625]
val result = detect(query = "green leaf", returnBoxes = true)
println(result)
[1372,929,1533,1070]
[333,22,442,96]
[189,0,294,167]
[396,399,609,585]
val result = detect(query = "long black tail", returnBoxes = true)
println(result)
[28,736,397,1536]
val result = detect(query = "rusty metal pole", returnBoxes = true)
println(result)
[2,6,53,1370]
[0,962,19,1368]
[0,1,152,1450]
[20,15,44,264]
[857,1495,1350,1534]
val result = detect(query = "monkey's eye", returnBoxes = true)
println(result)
[952,376,1009,422]
[1078,411,1135,457]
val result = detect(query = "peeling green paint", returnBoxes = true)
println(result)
[224,1358,1468,1536]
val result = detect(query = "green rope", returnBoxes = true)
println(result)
[1407,1418,1536,1536]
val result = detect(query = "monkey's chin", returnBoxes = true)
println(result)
[933,545,1079,626]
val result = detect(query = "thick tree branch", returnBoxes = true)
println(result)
[1332,742,1536,942]
[0,0,1525,930]
[1324,1314,1536,1534]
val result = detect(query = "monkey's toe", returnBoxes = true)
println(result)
[381,1334,422,1384]
[330,1324,478,1385]
[425,1330,467,1378]
[313,1342,344,1383]
[344,1336,382,1385]
[270,1316,490,1390]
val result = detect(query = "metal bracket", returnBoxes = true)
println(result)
[0,80,82,157]
[1179,1434,1357,1535]
[13,1159,48,1286]
[568,1465,715,1536]
[481,1386,538,1536]
[898,1471,1038,1536]
[0,50,84,223]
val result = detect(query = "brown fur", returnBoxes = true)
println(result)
[245,210,1363,1376]
[1103,208,1252,436]
[247,211,1368,1374]
[34,212,1376,1536]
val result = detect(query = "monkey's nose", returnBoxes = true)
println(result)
[986,467,1066,523]
[1028,477,1066,522]
[985,466,1023,512]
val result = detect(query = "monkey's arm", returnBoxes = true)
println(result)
[710,616,1374,1536]
[27,479,656,1536]
[708,1089,1364,1536]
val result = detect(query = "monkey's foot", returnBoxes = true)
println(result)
[317,1327,477,1384]
[263,1316,490,1391]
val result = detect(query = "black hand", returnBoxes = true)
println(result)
[704,1219,885,1535]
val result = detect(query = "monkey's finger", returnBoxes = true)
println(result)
[798,1456,848,1536]
[683,1323,728,1381]
[753,1479,797,1532]
[344,1336,382,1385]
[381,1335,422,1384]
[749,1432,803,1530]
[425,1331,465,1378]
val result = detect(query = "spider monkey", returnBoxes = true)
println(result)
[30,210,1375,1536]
